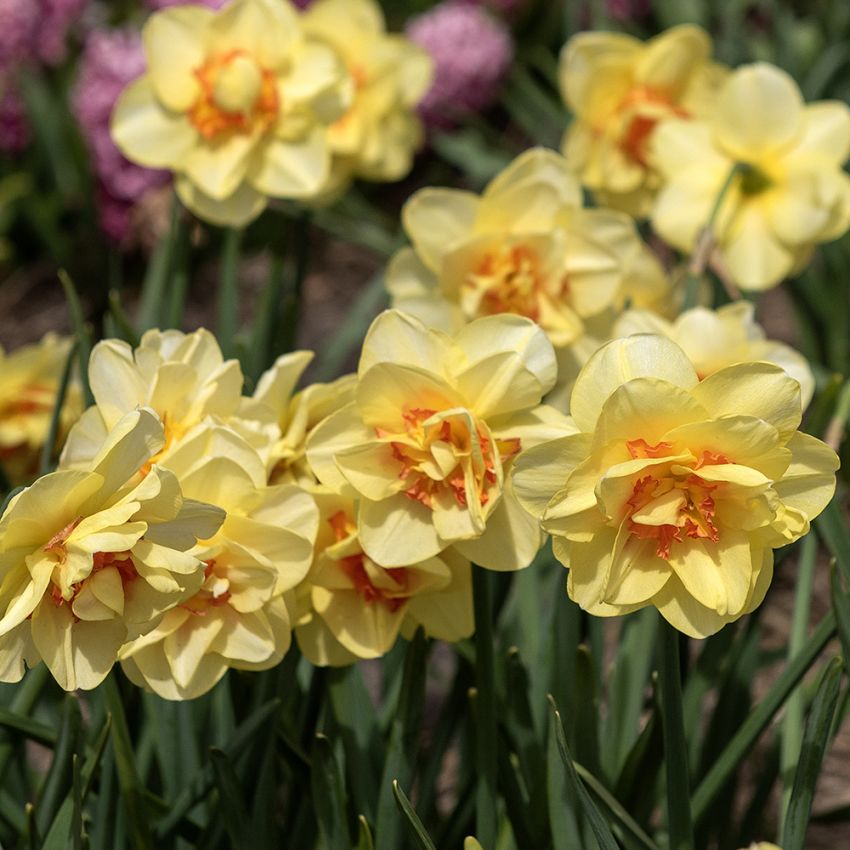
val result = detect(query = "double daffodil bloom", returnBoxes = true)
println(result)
[120,431,318,700]
[302,0,432,193]
[560,25,726,216]
[513,335,838,638]
[387,148,667,373]
[0,334,81,484]
[0,409,224,690]
[614,302,815,408]
[652,62,850,290]
[60,328,274,472]
[111,0,351,226]
[294,491,472,665]
[307,310,572,571]
[240,349,356,486]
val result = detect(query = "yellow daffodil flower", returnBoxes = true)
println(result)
[60,328,274,472]
[386,147,668,368]
[240,350,356,486]
[513,334,838,638]
[0,408,224,690]
[0,334,81,484]
[615,302,815,408]
[302,0,433,193]
[294,491,472,665]
[120,432,318,700]
[652,62,850,290]
[306,310,573,571]
[111,0,351,226]
[560,25,726,216]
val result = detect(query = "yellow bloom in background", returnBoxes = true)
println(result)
[0,334,81,485]
[0,409,224,690]
[307,310,572,572]
[111,0,351,226]
[302,0,433,193]
[294,491,472,665]
[120,432,318,700]
[386,148,668,388]
[60,328,271,472]
[614,302,815,408]
[560,25,726,216]
[240,349,356,486]
[513,334,838,638]
[652,62,850,290]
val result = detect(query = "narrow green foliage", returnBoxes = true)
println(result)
[781,656,843,850]
[58,270,94,408]
[137,195,181,332]
[217,227,243,357]
[392,781,437,850]
[357,816,376,850]
[36,695,82,836]
[548,696,621,850]
[39,338,76,474]
[831,564,850,670]
[210,748,252,849]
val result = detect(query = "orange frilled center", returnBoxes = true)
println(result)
[188,50,279,141]
[615,87,689,167]
[182,559,232,616]
[624,439,730,560]
[379,407,521,511]
[43,517,137,616]
[464,245,569,322]
[328,511,409,613]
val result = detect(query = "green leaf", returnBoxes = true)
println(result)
[210,748,251,850]
[356,816,375,850]
[39,338,77,474]
[58,270,94,408]
[547,707,582,850]
[0,708,56,747]
[328,664,380,823]
[36,695,82,836]
[137,195,181,333]
[311,733,349,850]
[781,656,843,850]
[217,227,243,358]
[548,696,620,850]
[831,564,850,672]
[102,676,152,850]
[692,612,837,824]
[107,291,140,347]
[392,781,437,850]
[818,500,850,583]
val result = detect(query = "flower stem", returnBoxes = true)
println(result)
[217,227,243,358]
[473,565,498,848]
[658,617,694,850]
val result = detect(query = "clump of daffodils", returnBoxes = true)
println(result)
[651,62,850,291]
[513,335,838,637]
[559,24,726,216]
[0,409,224,690]
[301,0,433,194]
[111,0,351,226]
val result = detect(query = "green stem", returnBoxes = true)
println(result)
[692,611,837,824]
[780,535,818,823]
[217,228,243,358]
[658,618,694,850]
[682,163,742,311]
[473,566,498,848]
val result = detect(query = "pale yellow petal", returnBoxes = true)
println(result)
[402,188,480,271]
[175,175,267,227]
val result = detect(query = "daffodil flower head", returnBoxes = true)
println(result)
[559,24,726,216]
[652,62,850,290]
[0,408,224,690]
[513,334,839,638]
[302,0,433,190]
[306,309,573,571]
[387,148,665,356]
[120,435,318,700]
[239,349,357,486]
[294,491,472,665]
[614,302,815,408]
[111,0,352,226]
[0,334,82,485]
[60,328,257,473]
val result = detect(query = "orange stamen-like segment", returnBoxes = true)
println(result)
[614,87,689,166]
[188,50,279,141]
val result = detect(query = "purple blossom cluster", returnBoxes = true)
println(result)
[72,28,170,243]
[407,1,514,130]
